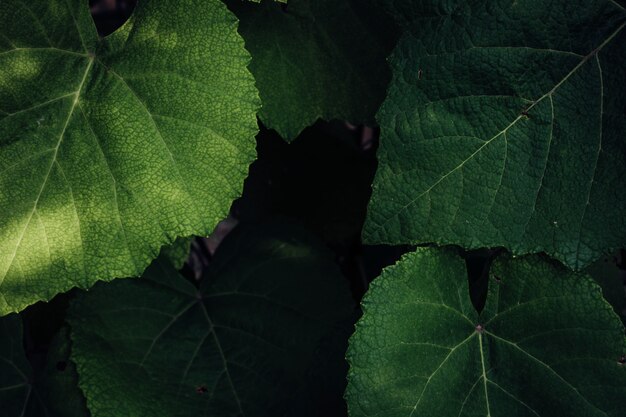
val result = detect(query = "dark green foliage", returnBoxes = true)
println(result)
[1,0,624,416]
[0,315,88,417]
[347,249,626,417]
[364,0,626,270]
[228,0,399,140]
[68,221,354,417]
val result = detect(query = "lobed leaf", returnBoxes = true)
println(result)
[0,0,260,314]
[68,221,354,417]
[347,248,626,417]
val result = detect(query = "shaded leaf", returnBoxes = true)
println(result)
[364,0,626,269]
[229,0,399,140]
[68,220,354,417]
[0,0,259,314]
[347,248,626,417]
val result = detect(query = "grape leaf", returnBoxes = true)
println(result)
[364,0,626,269]
[228,0,399,140]
[0,316,88,417]
[68,221,354,417]
[0,0,259,315]
[346,248,626,417]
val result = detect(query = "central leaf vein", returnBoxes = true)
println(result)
[374,21,625,235]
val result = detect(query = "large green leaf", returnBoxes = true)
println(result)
[0,315,88,417]
[346,248,626,417]
[68,221,354,417]
[364,0,626,269]
[0,0,259,314]
[228,0,399,140]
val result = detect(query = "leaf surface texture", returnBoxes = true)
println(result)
[0,0,259,314]
[347,248,626,417]
[364,0,626,269]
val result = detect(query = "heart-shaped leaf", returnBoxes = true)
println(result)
[0,0,259,314]
[68,221,354,417]
[347,248,626,417]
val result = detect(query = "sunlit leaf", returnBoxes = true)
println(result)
[0,0,259,314]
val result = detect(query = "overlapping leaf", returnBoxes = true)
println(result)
[364,0,626,269]
[228,0,399,140]
[0,0,259,314]
[347,248,626,417]
[68,221,354,417]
